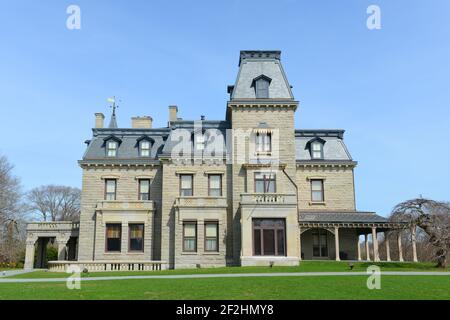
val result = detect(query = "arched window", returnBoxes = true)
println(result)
[253,75,272,99]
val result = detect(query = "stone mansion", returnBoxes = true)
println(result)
[24,51,411,271]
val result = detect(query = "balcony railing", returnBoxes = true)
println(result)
[240,193,297,205]
[175,197,228,208]
[26,221,80,232]
[96,200,155,211]
[48,260,168,272]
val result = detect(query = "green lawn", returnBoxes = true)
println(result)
[0,275,449,300]
[5,261,446,279]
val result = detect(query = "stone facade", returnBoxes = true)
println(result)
[24,51,410,271]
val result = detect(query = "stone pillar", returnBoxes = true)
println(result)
[299,227,302,261]
[24,238,37,270]
[56,235,70,261]
[334,227,340,261]
[397,232,404,262]
[411,226,418,262]
[365,234,371,261]
[372,227,380,262]
[357,235,362,261]
[385,232,391,262]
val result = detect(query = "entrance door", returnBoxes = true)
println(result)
[253,219,286,256]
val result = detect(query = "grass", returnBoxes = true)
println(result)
[0,275,449,300]
[5,261,446,279]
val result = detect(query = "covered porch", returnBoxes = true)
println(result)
[299,212,412,262]
[24,222,79,269]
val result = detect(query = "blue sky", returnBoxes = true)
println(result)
[0,0,449,217]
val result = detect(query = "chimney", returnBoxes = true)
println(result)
[95,113,105,128]
[169,105,178,123]
[132,116,153,129]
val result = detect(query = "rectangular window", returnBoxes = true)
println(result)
[208,174,222,197]
[255,79,269,99]
[140,141,151,157]
[196,135,205,151]
[312,229,328,257]
[311,142,323,159]
[183,222,197,252]
[204,222,219,252]
[255,173,276,193]
[105,179,117,200]
[255,132,272,153]
[138,179,151,200]
[180,175,193,197]
[107,141,117,157]
[129,224,144,252]
[253,219,285,256]
[311,179,324,202]
[106,224,121,252]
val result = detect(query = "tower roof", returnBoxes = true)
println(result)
[231,50,294,100]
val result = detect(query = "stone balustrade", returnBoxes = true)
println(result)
[48,260,168,272]
[174,197,228,208]
[96,200,155,211]
[26,221,80,232]
[240,193,297,205]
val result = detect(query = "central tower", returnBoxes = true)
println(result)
[227,51,300,266]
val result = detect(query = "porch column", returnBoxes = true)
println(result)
[397,232,404,262]
[334,226,340,261]
[299,227,302,261]
[385,232,391,262]
[365,234,371,261]
[24,238,37,270]
[357,235,362,261]
[372,227,380,262]
[411,226,418,262]
[56,235,70,261]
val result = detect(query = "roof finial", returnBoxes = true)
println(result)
[107,96,120,128]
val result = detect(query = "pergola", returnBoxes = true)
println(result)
[299,212,414,262]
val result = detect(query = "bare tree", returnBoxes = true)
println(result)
[0,155,26,263]
[390,198,450,268]
[27,185,81,222]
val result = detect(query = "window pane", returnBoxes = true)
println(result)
[266,180,276,193]
[139,180,149,193]
[181,175,192,189]
[184,223,196,237]
[106,224,121,252]
[129,224,144,251]
[254,229,261,255]
[209,175,220,189]
[205,223,218,237]
[312,143,321,151]
[255,180,265,193]
[263,230,275,255]
[205,239,217,251]
[277,229,285,256]
[312,191,323,202]
[184,239,196,251]
[311,180,323,191]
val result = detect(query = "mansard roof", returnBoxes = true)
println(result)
[231,50,294,100]
[295,130,353,162]
[81,128,170,162]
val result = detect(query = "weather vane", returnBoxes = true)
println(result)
[107,96,121,115]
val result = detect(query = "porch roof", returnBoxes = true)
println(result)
[299,211,387,223]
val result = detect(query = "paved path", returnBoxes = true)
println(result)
[0,269,36,278]
[0,271,449,284]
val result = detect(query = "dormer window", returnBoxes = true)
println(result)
[311,142,323,159]
[306,137,326,160]
[140,141,151,157]
[137,135,155,157]
[103,135,122,158]
[253,75,272,99]
[107,141,118,157]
